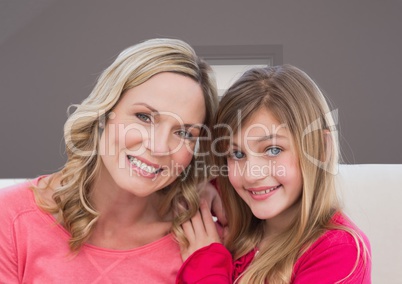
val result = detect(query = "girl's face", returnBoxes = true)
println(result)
[98,72,206,197]
[227,108,303,226]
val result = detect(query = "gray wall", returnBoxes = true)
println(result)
[1,0,401,178]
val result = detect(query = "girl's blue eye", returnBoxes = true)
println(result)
[266,147,282,157]
[136,113,151,122]
[230,150,245,160]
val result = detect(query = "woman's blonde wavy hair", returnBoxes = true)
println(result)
[33,38,218,252]
[213,65,368,283]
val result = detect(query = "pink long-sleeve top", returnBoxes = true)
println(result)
[177,213,371,283]
[0,177,183,283]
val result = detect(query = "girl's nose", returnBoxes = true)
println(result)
[243,158,270,184]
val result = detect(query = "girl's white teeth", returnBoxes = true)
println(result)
[251,185,280,195]
[128,156,159,174]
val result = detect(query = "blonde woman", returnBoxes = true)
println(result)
[177,65,371,283]
[0,38,220,283]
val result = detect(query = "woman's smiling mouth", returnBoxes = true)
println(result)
[127,155,163,174]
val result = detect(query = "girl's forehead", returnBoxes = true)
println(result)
[237,108,285,137]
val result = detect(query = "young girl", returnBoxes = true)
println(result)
[0,38,221,283]
[177,65,371,283]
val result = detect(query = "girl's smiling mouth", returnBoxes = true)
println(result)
[246,185,281,200]
[249,185,281,195]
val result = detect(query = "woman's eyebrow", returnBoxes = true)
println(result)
[132,103,203,129]
[131,103,159,114]
[182,123,203,129]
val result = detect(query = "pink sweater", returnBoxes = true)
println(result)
[0,177,183,283]
[177,214,371,283]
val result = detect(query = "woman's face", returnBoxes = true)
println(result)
[226,108,303,226]
[98,72,206,197]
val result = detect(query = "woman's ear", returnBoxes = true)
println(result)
[324,128,332,152]
[98,112,111,136]
[323,129,331,140]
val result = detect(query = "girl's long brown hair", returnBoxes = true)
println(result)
[213,65,368,283]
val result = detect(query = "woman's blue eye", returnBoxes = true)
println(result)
[177,130,193,139]
[266,147,282,156]
[230,150,245,160]
[136,113,151,122]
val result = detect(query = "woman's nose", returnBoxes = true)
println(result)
[144,125,171,156]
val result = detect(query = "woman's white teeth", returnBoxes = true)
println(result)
[128,156,159,173]
[251,185,280,195]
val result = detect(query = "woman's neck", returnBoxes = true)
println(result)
[87,172,173,249]
[42,171,173,250]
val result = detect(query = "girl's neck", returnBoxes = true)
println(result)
[262,200,301,244]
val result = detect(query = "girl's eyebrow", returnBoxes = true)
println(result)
[233,134,288,144]
[255,134,288,142]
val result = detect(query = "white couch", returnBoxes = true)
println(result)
[1,164,401,283]
[337,164,402,284]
